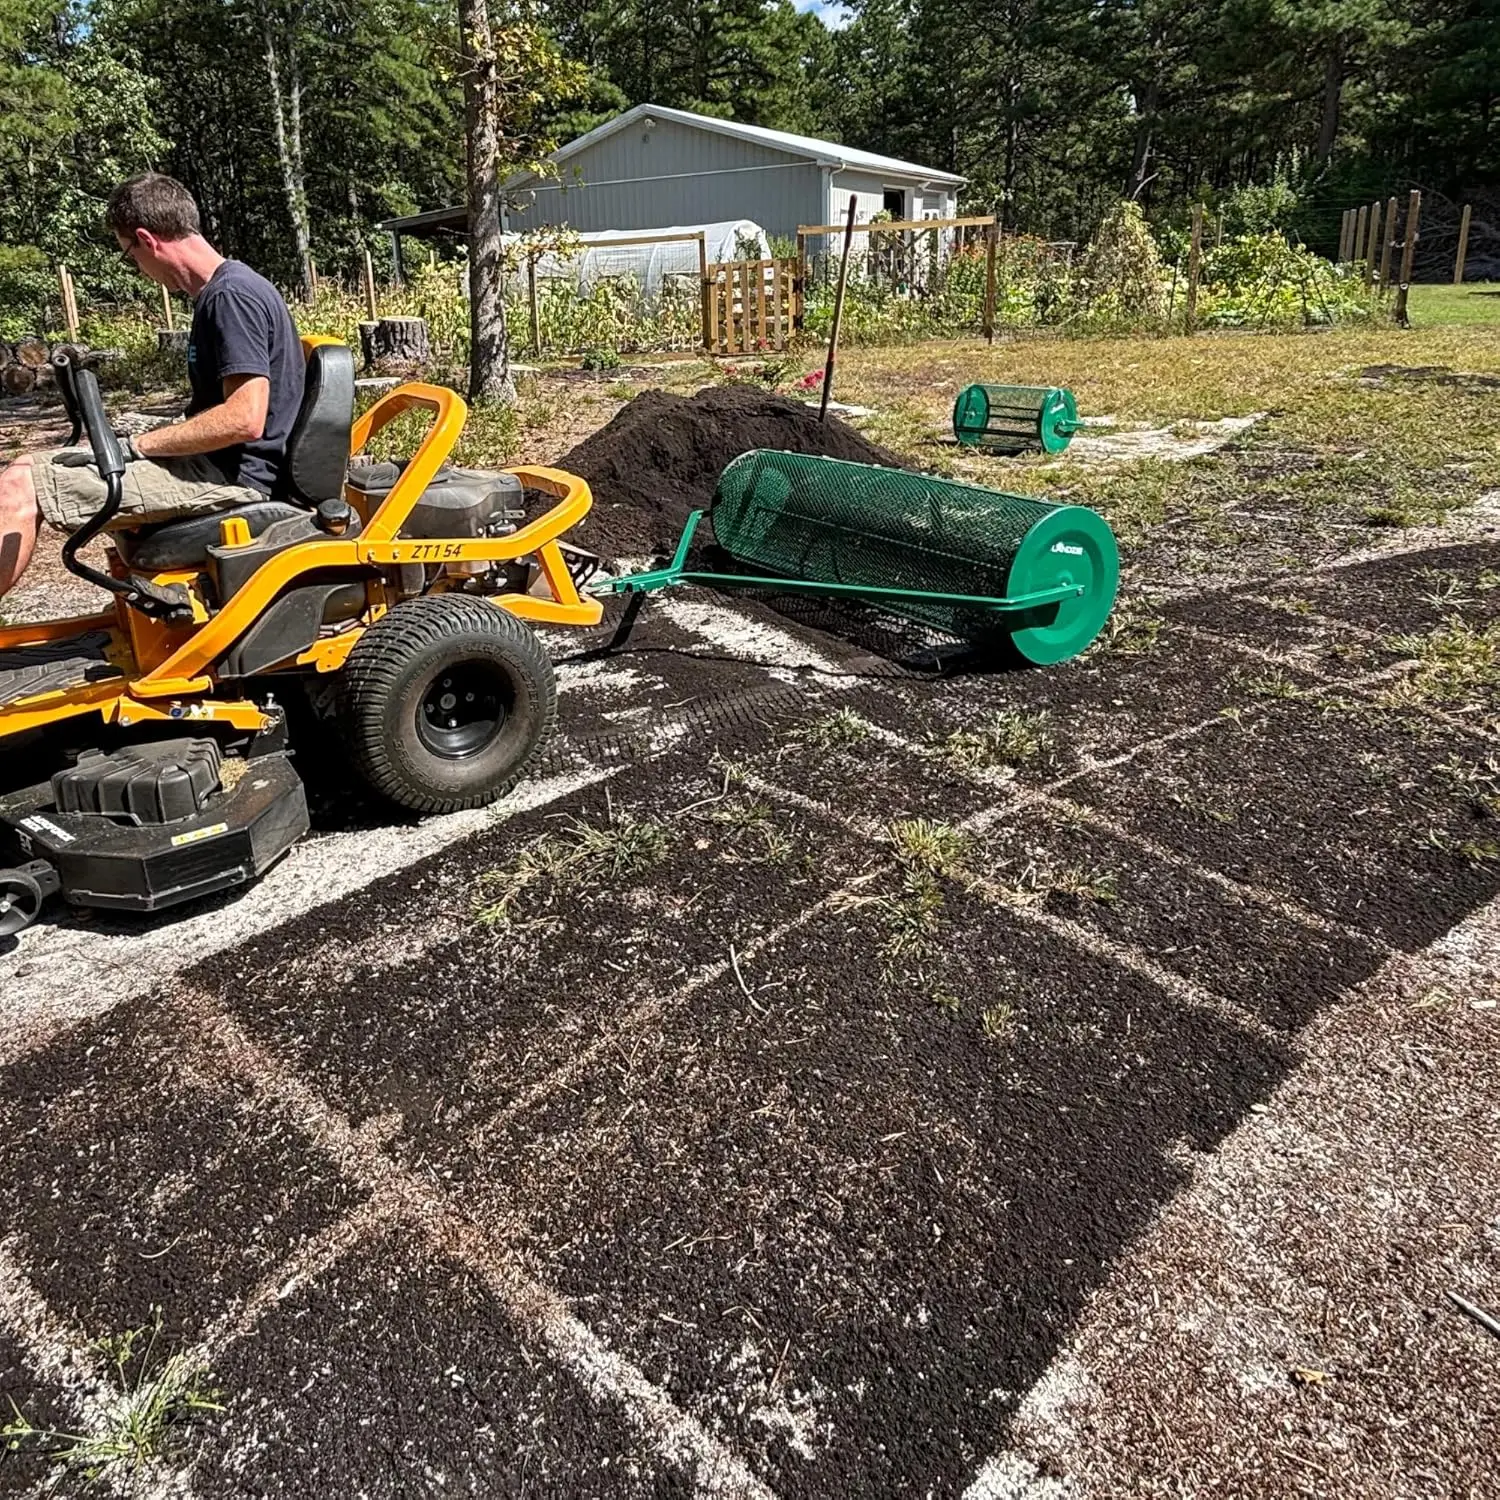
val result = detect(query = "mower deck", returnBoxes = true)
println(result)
[0,631,121,710]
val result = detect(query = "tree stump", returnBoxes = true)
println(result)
[359,317,429,372]
[158,329,191,356]
[12,336,49,369]
[1,364,37,396]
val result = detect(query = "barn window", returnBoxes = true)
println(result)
[883,188,906,220]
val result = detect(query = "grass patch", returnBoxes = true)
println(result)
[1092,600,1164,656]
[1232,665,1303,699]
[888,817,971,879]
[989,855,1118,908]
[1383,618,1500,713]
[1,1308,222,1486]
[802,708,871,754]
[936,710,1054,774]
[473,809,670,927]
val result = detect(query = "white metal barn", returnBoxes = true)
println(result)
[502,104,966,243]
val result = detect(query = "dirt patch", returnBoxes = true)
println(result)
[483,881,1291,1497]
[193,1231,692,1498]
[1357,364,1500,390]
[558,385,904,561]
[0,997,365,1346]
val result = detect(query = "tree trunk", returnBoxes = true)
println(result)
[1316,33,1345,161]
[262,2,314,300]
[1127,78,1158,199]
[459,0,515,405]
[359,318,430,371]
[2,365,37,396]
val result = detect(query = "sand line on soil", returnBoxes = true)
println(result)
[1175,621,1499,746]
[1240,596,1391,645]
[0,764,618,1067]
[0,1237,114,1422]
[742,766,1281,1049]
[854,688,1407,958]
[970,892,1500,1498]
[1149,523,1500,607]
[168,986,776,1500]
[465,862,893,1157]
[1034,793,1393,952]
[966,872,1284,1049]
[655,596,861,681]
[190,1191,401,1367]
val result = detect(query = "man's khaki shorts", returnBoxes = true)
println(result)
[32,450,263,532]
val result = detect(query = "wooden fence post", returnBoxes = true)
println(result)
[697,232,710,352]
[1354,204,1368,267]
[160,283,175,332]
[1454,203,1472,285]
[57,265,78,341]
[982,221,998,343]
[1394,188,1421,326]
[1379,196,1398,290]
[1337,210,1347,262]
[361,249,378,322]
[1364,201,1382,286]
[527,254,541,356]
[794,232,807,335]
[1184,202,1204,333]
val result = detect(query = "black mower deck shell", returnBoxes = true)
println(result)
[0,751,308,913]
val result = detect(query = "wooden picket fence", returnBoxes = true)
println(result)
[704,257,800,354]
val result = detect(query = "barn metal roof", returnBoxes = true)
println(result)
[536,103,968,188]
[378,105,966,234]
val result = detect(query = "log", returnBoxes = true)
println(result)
[158,329,191,355]
[2,364,37,396]
[13,336,49,369]
[358,316,429,372]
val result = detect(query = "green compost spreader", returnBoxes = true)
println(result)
[953,384,1080,455]
[600,450,1118,666]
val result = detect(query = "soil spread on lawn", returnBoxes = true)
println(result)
[558,385,904,561]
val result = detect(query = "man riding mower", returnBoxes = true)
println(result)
[0,341,601,937]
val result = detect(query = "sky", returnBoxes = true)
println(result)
[794,0,853,29]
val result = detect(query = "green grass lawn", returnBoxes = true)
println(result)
[1406,282,1500,326]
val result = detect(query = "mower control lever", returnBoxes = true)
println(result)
[59,370,190,620]
[50,349,83,446]
[73,369,127,478]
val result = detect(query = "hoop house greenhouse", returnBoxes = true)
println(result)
[519,222,771,301]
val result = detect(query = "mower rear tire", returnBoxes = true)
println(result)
[338,595,556,814]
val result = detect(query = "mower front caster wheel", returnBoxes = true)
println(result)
[338,595,557,814]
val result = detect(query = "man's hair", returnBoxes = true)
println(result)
[106,173,201,241]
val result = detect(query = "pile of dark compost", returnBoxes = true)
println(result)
[559,384,904,561]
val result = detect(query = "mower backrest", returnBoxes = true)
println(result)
[281,342,355,505]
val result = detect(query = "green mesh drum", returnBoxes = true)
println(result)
[953,384,1079,454]
[710,450,1117,664]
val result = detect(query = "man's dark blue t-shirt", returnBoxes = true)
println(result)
[187,259,304,496]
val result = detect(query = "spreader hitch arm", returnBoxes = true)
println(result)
[597,509,1084,613]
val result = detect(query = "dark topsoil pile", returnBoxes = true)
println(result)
[558,384,903,561]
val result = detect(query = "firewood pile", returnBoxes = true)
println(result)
[0,338,117,398]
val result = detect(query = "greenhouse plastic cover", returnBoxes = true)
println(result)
[515,221,770,299]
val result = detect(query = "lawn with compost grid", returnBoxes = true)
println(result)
[4,319,1500,1497]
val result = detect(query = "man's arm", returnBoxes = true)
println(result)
[135,374,270,459]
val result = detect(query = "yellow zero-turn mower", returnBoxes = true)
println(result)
[0,338,601,936]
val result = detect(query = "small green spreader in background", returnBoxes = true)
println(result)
[953,384,1080,455]
[599,450,1118,666]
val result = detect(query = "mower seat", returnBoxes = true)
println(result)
[115,500,308,570]
[113,343,358,572]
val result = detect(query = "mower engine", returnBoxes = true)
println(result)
[0,737,308,935]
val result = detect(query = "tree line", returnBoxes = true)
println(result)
[0,0,1493,300]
